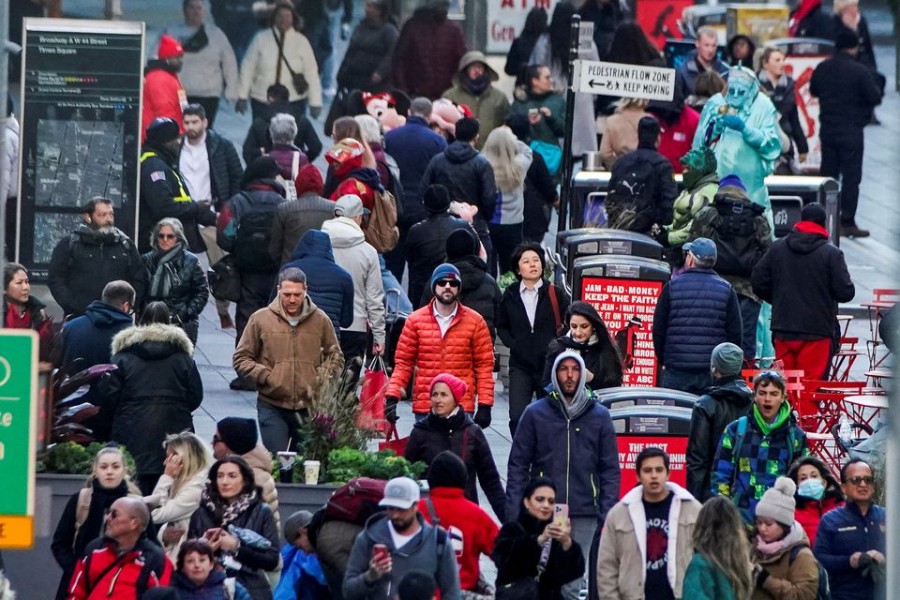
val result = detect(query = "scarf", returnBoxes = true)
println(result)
[149,243,184,300]
[4,301,30,329]
[752,401,791,436]
[756,522,805,557]
[201,481,258,528]
[461,72,490,95]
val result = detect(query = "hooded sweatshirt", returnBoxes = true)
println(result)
[422,141,497,238]
[320,217,386,343]
[505,351,621,520]
[59,300,135,367]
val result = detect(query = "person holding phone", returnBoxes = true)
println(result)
[597,447,703,600]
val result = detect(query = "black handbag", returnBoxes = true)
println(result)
[495,537,551,600]
[208,255,241,302]
[181,25,209,53]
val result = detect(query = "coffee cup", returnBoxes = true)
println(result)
[303,460,320,485]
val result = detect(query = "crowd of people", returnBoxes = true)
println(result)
[0,0,890,599]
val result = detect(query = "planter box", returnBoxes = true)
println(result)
[275,482,340,518]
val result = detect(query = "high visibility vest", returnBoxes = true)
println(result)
[140,151,192,202]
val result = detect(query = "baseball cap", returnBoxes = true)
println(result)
[379,477,421,509]
[334,194,370,218]
[683,237,717,262]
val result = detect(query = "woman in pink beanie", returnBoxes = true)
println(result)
[404,372,508,521]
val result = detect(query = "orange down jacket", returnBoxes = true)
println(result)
[386,301,494,413]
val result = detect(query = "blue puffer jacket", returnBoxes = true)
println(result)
[505,353,621,520]
[652,267,742,370]
[814,502,886,600]
[281,230,354,332]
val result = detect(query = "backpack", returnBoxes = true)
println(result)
[71,487,93,548]
[605,160,657,232]
[789,545,831,600]
[705,196,766,276]
[363,189,400,253]
[233,193,278,273]
[323,477,387,525]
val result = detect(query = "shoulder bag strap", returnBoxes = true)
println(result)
[547,283,562,332]
[535,538,552,579]
[272,28,285,85]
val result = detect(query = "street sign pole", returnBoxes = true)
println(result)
[557,14,580,238]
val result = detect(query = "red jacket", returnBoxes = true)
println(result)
[658,106,700,174]
[68,538,174,599]
[386,300,494,413]
[420,487,499,591]
[795,495,843,547]
[141,64,186,142]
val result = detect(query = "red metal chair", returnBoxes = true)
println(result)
[829,336,861,382]
[862,288,899,369]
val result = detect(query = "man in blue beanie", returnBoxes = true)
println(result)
[385,263,495,426]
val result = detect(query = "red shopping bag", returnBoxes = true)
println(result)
[378,423,408,456]
[357,356,389,434]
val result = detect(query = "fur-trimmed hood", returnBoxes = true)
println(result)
[111,322,194,358]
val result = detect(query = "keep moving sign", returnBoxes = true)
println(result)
[573,60,676,102]
[18,19,144,278]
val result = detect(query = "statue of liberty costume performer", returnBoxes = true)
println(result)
[692,65,782,362]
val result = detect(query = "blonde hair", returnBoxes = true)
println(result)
[483,127,526,192]
[163,432,213,496]
[614,97,650,112]
[833,0,858,12]
[354,114,383,144]
[87,446,141,494]
[692,497,753,600]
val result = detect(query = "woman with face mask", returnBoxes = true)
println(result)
[787,457,844,547]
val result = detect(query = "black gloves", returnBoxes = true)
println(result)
[385,396,400,424]
[473,404,492,429]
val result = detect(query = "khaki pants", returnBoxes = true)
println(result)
[200,226,231,316]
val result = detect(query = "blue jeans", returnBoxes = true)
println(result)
[661,367,711,395]
[257,400,309,453]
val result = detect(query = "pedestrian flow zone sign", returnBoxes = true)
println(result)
[573,60,675,102]
[0,330,38,549]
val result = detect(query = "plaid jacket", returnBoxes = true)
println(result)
[711,413,808,523]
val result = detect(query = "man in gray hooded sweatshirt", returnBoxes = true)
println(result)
[505,351,621,596]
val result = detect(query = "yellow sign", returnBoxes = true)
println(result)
[0,515,34,549]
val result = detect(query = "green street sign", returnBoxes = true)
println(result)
[0,330,38,549]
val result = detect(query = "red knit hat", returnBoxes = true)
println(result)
[158,35,184,59]
[430,373,468,405]
[294,164,324,196]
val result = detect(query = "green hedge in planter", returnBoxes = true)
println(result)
[324,448,426,484]
[38,442,137,476]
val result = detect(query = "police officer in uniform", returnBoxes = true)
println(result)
[139,117,216,253]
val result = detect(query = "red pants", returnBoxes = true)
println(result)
[774,337,831,417]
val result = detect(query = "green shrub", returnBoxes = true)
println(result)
[39,442,137,476]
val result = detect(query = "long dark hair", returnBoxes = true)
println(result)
[206,456,257,504]
[787,456,844,500]
[605,21,661,65]
[548,2,576,73]
[521,6,548,38]
[520,477,557,519]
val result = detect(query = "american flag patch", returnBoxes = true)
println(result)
[150,171,166,182]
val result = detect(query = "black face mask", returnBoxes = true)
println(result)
[682,168,705,190]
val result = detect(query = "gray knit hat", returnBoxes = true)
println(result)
[754,476,796,526]
[711,342,744,376]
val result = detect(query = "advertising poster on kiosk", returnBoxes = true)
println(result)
[17,19,144,278]
[486,0,560,54]
[581,276,663,386]
[617,435,688,496]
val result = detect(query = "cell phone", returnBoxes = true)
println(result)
[373,543,389,562]
[554,504,568,527]
[528,108,539,117]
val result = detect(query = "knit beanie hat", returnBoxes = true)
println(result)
[427,450,468,489]
[430,372,468,405]
[145,117,180,146]
[711,342,744,376]
[755,476,797,526]
[446,228,478,261]
[157,34,184,60]
[295,164,324,196]
[216,417,258,455]
[801,202,827,226]
[718,173,746,191]
[430,263,461,291]
[423,184,452,213]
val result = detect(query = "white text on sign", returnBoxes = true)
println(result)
[573,60,675,102]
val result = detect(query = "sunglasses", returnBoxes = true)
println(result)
[755,370,785,382]
[157,233,177,240]
[435,279,460,288]
[847,476,874,486]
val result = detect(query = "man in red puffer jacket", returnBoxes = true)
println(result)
[419,451,499,594]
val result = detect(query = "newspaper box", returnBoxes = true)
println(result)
[573,255,671,386]
[610,405,693,496]
[556,229,664,297]
[597,386,699,411]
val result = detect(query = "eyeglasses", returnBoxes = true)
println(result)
[847,476,874,486]
[435,279,460,288]
[157,233,177,240]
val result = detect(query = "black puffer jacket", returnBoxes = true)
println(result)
[242,102,323,166]
[102,324,203,478]
[48,225,149,317]
[142,246,209,343]
[205,128,244,206]
[497,280,569,372]
[543,303,622,390]
[759,74,809,155]
[405,409,507,522]
[188,497,280,600]
[752,221,855,339]
[337,18,399,91]
[422,142,497,238]
[685,376,753,501]
[810,51,881,132]
[406,211,473,308]
[493,510,586,600]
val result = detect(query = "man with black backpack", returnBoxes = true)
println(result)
[67,497,173,599]
[605,116,677,235]
[690,174,772,363]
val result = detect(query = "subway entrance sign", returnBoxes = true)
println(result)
[0,330,39,549]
